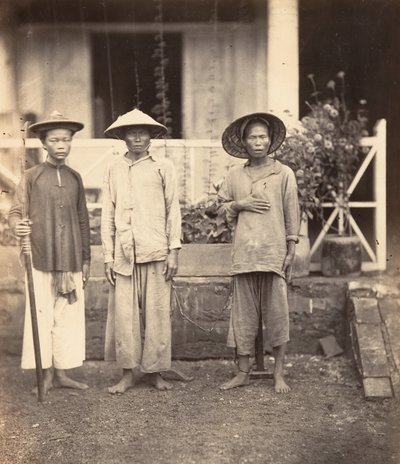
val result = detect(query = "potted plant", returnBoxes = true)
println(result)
[274,113,324,277]
[277,72,368,276]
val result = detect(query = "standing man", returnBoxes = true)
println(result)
[9,111,91,395]
[101,109,181,393]
[218,113,299,392]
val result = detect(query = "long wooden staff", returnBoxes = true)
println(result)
[20,121,44,402]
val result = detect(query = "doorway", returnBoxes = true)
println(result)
[92,32,182,138]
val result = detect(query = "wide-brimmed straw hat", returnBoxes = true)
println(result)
[221,112,286,158]
[104,108,168,139]
[29,111,84,135]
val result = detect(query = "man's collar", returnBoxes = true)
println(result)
[244,158,282,174]
[45,159,66,168]
[123,152,156,166]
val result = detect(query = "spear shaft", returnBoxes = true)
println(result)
[20,121,45,402]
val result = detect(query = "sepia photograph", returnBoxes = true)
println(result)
[0,0,399,463]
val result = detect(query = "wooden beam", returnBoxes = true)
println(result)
[374,120,387,270]
[348,215,376,262]
[310,207,339,256]
[347,144,377,195]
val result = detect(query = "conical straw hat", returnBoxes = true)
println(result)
[221,112,286,158]
[104,109,168,139]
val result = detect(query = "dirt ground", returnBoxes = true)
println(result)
[0,353,399,464]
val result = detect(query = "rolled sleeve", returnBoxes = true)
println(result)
[283,169,300,243]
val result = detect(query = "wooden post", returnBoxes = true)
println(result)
[255,310,265,371]
[266,0,299,118]
[374,120,387,271]
[250,310,273,380]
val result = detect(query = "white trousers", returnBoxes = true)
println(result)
[21,269,85,370]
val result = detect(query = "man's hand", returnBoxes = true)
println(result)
[105,262,116,286]
[282,241,296,282]
[82,262,90,289]
[233,195,270,214]
[163,249,179,281]
[14,218,32,237]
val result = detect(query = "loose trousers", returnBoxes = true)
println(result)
[227,272,289,355]
[104,261,172,373]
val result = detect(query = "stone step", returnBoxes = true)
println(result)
[346,281,400,399]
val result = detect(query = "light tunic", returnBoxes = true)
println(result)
[218,159,299,278]
[101,153,181,273]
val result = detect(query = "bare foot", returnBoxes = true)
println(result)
[274,373,291,393]
[108,371,134,394]
[149,373,173,391]
[54,370,89,390]
[31,369,53,396]
[220,371,250,390]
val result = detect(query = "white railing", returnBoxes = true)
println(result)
[309,119,386,272]
[0,119,386,271]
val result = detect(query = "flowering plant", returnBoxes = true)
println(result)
[275,72,368,233]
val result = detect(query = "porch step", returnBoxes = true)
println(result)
[346,280,400,399]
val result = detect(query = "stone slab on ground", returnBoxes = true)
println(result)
[319,335,344,358]
[379,298,400,371]
[355,323,389,378]
[363,377,393,400]
[352,297,381,324]
[347,279,400,398]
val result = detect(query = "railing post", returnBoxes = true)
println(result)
[374,119,387,271]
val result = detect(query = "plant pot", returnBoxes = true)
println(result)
[292,235,311,278]
[321,234,362,277]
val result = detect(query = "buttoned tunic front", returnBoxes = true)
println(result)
[218,159,299,278]
[9,162,90,272]
[101,153,181,275]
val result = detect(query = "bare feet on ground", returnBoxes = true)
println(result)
[54,371,89,390]
[108,371,134,394]
[274,373,291,393]
[31,370,53,396]
[220,371,250,390]
[149,373,173,391]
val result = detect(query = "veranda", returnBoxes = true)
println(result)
[0,118,387,272]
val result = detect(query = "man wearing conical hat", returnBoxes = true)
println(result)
[101,109,181,393]
[9,111,91,395]
[217,113,299,392]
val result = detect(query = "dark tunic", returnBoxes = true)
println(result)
[9,162,90,272]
